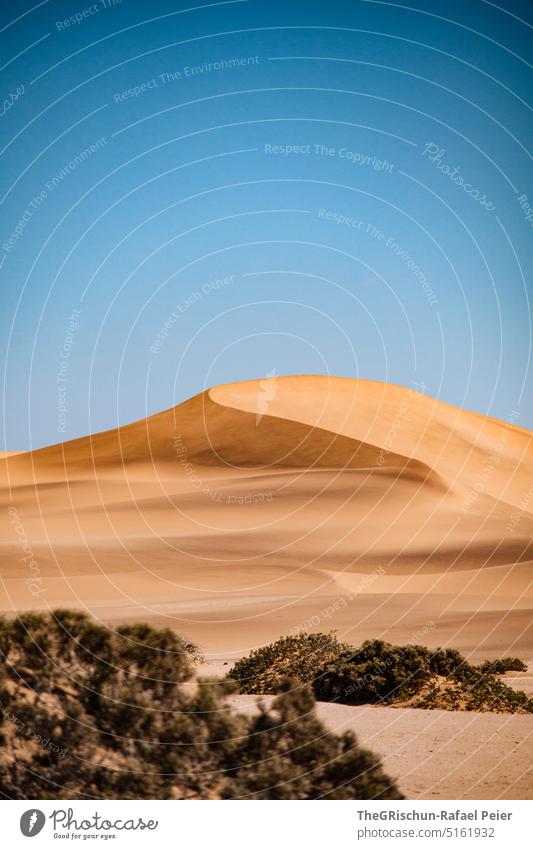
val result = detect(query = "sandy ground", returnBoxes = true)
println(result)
[226,693,533,800]
[1,375,532,798]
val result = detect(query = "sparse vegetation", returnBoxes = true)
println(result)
[478,657,528,675]
[228,632,348,695]
[315,641,454,704]
[0,612,402,800]
[413,666,533,713]
[229,634,532,714]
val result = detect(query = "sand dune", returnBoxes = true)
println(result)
[1,375,532,661]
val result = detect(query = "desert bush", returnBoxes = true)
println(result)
[478,657,528,675]
[429,647,471,678]
[315,640,436,704]
[223,680,402,799]
[230,636,471,705]
[0,612,402,800]
[414,666,533,713]
[228,632,349,694]
[229,633,532,714]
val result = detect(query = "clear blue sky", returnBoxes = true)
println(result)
[1,0,532,450]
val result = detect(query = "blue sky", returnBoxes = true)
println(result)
[1,0,532,449]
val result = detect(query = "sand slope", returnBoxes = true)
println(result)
[1,375,532,662]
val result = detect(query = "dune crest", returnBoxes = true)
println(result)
[6,375,532,502]
[210,375,533,509]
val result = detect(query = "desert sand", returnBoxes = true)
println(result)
[226,693,533,800]
[1,375,531,661]
[2,374,532,798]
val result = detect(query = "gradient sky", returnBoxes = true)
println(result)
[1,0,532,450]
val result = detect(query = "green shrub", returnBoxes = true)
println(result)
[429,647,470,678]
[223,680,402,799]
[315,640,435,704]
[0,612,402,800]
[229,633,532,714]
[414,665,533,713]
[478,657,528,675]
[314,641,477,704]
[228,632,349,694]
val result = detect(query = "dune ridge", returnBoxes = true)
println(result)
[1,375,532,660]
[6,375,531,504]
